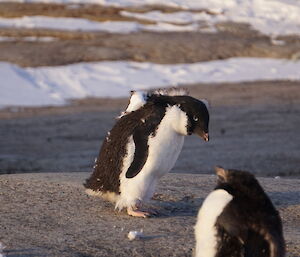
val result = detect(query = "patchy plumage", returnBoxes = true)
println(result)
[84,88,209,217]
[195,167,285,257]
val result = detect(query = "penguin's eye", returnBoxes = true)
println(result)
[193,116,198,121]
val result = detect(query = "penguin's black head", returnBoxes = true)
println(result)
[214,166,263,193]
[177,96,210,141]
[148,93,209,140]
[215,166,254,183]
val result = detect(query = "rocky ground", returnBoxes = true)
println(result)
[1,81,299,177]
[1,27,300,67]
[0,172,299,257]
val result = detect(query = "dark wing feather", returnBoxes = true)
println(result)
[215,201,246,257]
[216,201,284,257]
[126,103,166,178]
[83,114,138,193]
[125,128,149,178]
[215,225,244,257]
[84,102,166,190]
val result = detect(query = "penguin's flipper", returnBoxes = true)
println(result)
[217,205,284,257]
[125,128,149,178]
[216,202,246,239]
[263,231,285,257]
[215,206,246,257]
[214,225,244,257]
[244,227,285,257]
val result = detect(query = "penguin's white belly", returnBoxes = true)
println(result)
[116,105,188,210]
[146,129,184,178]
[117,125,185,210]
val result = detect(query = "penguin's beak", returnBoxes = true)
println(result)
[193,127,209,141]
[201,133,209,142]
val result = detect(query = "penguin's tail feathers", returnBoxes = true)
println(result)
[85,189,120,203]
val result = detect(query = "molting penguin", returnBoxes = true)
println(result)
[195,166,285,257]
[84,89,210,217]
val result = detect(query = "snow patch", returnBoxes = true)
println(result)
[121,1,300,36]
[1,58,300,107]
[0,16,142,33]
[0,36,57,42]
[0,0,299,35]
[0,16,204,33]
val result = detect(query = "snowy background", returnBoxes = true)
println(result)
[1,58,300,106]
[0,0,300,107]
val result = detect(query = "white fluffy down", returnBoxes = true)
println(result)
[127,230,144,240]
[125,91,147,113]
[194,189,233,257]
[123,88,189,116]
[153,88,188,96]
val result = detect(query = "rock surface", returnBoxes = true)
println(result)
[0,172,299,257]
[1,81,299,177]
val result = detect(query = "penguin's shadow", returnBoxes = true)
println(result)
[148,196,204,218]
[147,190,300,218]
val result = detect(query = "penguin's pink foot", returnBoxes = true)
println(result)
[127,207,151,218]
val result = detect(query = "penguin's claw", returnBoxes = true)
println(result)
[127,208,151,218]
